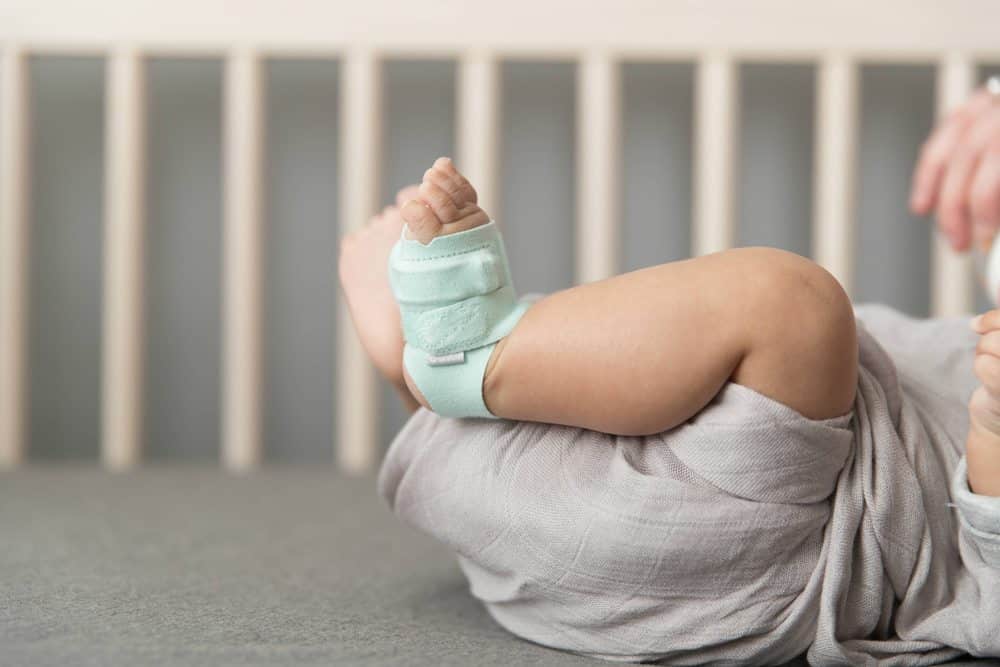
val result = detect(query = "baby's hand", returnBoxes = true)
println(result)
[969,309,1000,434]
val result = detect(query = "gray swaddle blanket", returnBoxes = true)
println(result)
[378,304,1000,665]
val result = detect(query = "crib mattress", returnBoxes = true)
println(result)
[0,466,981,666]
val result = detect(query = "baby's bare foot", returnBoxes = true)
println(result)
[338,186,417,387]
[400,157,491,244]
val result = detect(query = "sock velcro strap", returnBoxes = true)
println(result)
[407,288,519,357]
[390,250,502,305]
[389,221,521,357]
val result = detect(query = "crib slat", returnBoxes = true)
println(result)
[693,53,737,256]
[102,48,147,470]
[336,51,381,474]
[812,54,858,295]
[458,53,499,218]
[222,49,265,472]
[576,53,621,283]
[0,47,30,469]
[931,54,975,317]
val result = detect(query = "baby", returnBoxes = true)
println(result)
[341,158,1000,664]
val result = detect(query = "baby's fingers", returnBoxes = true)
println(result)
[977,330,1000,358]
[974,352,1000,396]
[971,309,1000,334]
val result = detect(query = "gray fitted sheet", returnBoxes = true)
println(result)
[0,466,990,666]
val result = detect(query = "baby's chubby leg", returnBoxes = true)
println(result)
[484,249,858,433]
[392,158,858,435]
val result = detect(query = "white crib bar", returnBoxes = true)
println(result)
[458,53,499,219]
[336,51,381,474]
[931,53,975,318]
[576,54,621,283]
[0,46,30,469]
[222,49,265,472]
[693,53,737,256]
[102,48,147,470]
[812,54,858,296]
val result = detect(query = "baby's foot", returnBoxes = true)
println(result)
[400,157,491,244]
[392,158,522,416]
[338,184,419,386]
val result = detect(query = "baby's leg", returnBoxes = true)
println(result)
[396,159,858,435]
[482,249,857,434]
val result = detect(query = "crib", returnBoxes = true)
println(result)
[2,0,1000,477]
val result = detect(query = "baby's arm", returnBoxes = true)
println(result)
[474,247,858,435]
[966,311,1000,496]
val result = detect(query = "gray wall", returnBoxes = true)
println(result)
[28,57,105,460]
[146,59,223,461]
[7,59,998,460]
[855,65,936,316]
[264,61,340,462]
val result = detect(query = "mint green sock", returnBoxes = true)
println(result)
[388,221,528,418]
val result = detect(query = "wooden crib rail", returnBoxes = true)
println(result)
[4,0,1000,57]
[0,47,29,469]
[2,0,1000,473]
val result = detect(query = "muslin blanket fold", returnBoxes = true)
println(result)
[378,304,1000,665]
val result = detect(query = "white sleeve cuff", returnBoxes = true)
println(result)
[951,455,1000,568]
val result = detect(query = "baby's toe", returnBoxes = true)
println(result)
[401,199,441,244]
[431,157,478,206]
[418,178,462,224]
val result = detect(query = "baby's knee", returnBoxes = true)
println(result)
[763,249,853,333]
[736,248,858,418]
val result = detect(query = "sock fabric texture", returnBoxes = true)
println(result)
[389,221,528,417]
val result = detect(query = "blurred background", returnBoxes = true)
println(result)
[6,4,1000,665]
[13,57,1000,462]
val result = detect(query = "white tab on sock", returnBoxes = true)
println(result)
[426,351,466,367]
